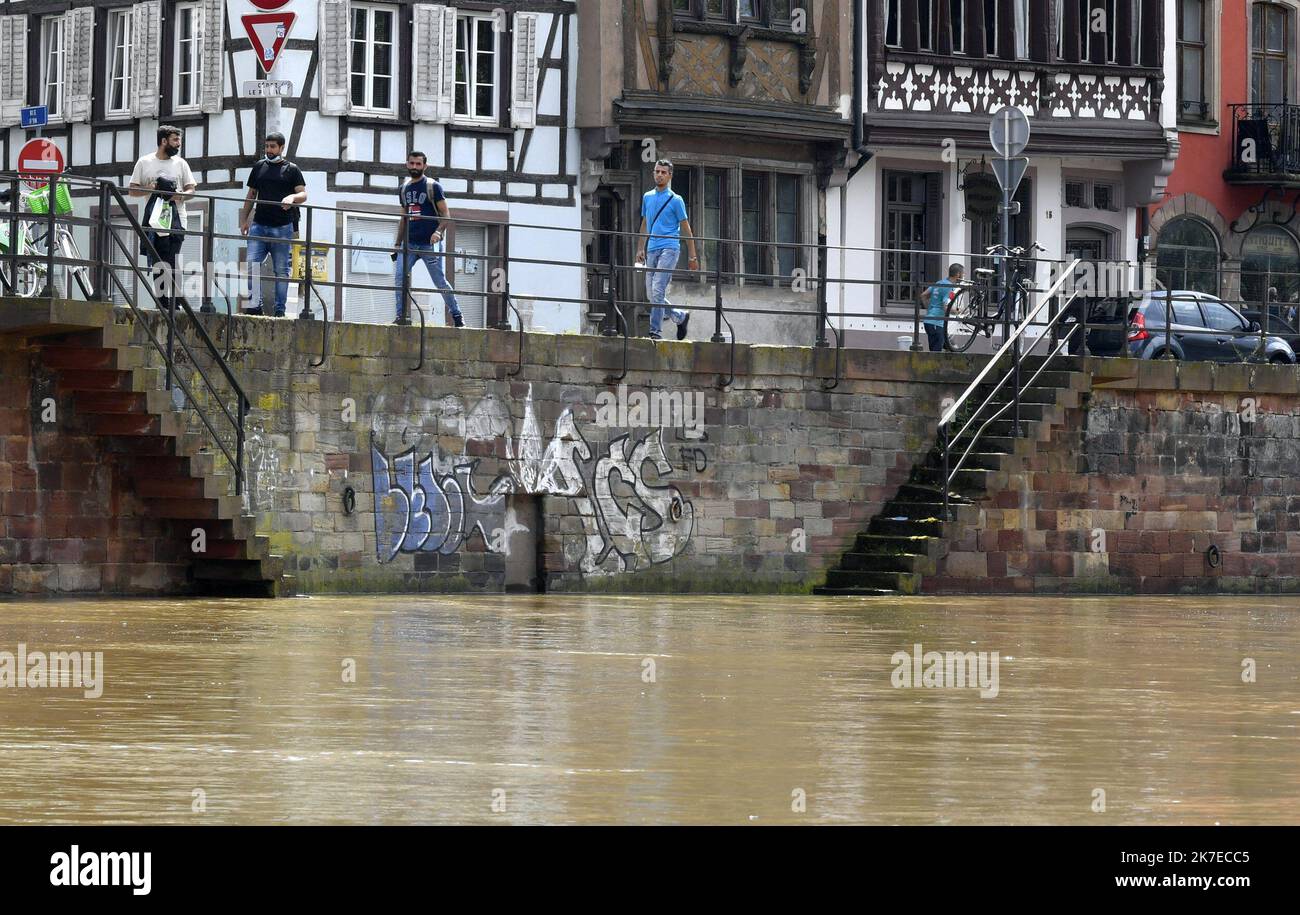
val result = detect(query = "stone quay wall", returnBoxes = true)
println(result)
[10,306,1300,596]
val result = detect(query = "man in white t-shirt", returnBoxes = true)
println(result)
[129,125,197,311]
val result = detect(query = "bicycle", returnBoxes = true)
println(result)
[943,242,1044,352]
[0,181,94,300]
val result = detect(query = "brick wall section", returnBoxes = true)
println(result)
[0,336,190,595]
[928,360,1300,594]
[125,312,975,594]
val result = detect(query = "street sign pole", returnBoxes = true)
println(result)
[989,107,1031,347]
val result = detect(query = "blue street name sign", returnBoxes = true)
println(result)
[20,106,48,129]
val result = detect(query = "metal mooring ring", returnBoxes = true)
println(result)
[342,485,357,516]
[1206,544,1222,568]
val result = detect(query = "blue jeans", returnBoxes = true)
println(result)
[646,247,686,337]
[394,244,461,321]
[246,223,294,315]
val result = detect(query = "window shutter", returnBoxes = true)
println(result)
[63,6,96,124]
[412,4,453,123]
[317,0,351,116]
[200,0,225,114]
[510,12,539,129]
[923,172,943,292]
[131,0,162,118]
[0,16,27,128]
[438,7,456,121]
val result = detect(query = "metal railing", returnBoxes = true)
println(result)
[1,174,252,496]
[1228,103,1300,177]
[939,259,1082,522]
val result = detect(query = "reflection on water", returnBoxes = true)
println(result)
[0,594,1296,824]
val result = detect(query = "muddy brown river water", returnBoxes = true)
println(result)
[0,594,1296,824]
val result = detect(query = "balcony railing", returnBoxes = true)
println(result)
[1227,103,1300,182]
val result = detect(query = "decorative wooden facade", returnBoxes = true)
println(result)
[577,1,856,343]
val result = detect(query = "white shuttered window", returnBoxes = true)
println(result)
[175,2,204,111]
[350,3,397,114]
[41,16,66,121]
[108,9,134,116]
[454,12,498,123]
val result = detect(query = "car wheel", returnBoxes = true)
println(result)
[1269,353,1292,365]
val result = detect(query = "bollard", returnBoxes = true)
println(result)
[299,206,314,320]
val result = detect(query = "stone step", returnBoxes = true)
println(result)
[894,482,972,505]
[40,344,141,371]
[838,551,936,574]
[190,556,282,583]
[47,325,133,350]
[853,533,943,557]
[143,494,243,520]
[925,450,1008,472]
[824,568,921,594]
[869,515,945,537]
[910,465,997,492]
[190,538,267,561]
[85,412,161,436]
[53,368,135,392]
[135,473,232,501]
[72,390,148,414]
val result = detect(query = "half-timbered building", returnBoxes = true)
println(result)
[577,1,859,344]
[838,0,1180,347]
[0,0,580,330]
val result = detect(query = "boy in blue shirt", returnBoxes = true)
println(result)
[919,263,964,351]
[635,159,699,340]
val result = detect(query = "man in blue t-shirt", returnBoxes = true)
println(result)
[392,151,463,327]
[635,158,699,340]
[919,263,965,351]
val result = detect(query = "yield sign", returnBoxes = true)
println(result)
[243,12,296,74]
[991,156,1029,198]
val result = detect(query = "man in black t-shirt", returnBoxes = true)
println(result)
[239,133,307,317]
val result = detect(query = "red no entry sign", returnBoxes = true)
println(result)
[16,137,64,188]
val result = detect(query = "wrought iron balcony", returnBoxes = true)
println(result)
[1227,103,1300,184]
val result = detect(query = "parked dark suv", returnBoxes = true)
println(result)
[1125,291,1296,363]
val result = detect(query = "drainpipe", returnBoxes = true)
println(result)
[846,0,872,182]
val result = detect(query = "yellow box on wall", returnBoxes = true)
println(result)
[292,242,330,282]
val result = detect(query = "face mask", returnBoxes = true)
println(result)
[408,168,425,179]
[265,153,283,163]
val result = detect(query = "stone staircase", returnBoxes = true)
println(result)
[815,356,1090,596]
[24,309,292,597]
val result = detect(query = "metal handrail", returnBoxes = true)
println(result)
[96,184,250,494]
[820,311,842,391]
[716,309,736,390]
[939,259,1081,429]
[945,297,1081,490]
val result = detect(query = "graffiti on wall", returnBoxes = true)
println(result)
[371,385,696,574]
[244,423,282,514]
